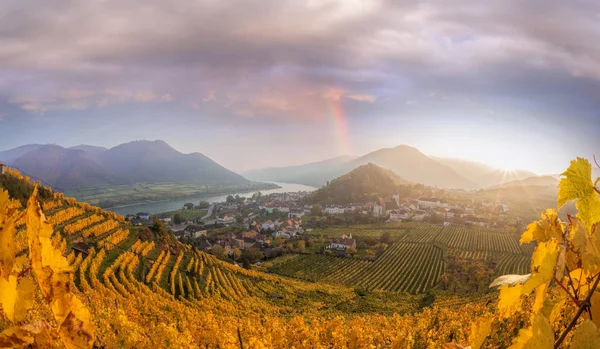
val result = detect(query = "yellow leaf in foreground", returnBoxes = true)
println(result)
[533,282,548,313]
[558,157,600,231]
[520,209,564,244]
[508,314,554,349]
[0,274,18,321]
[523,240,560,294]
[0,189,17,279]
[469,316,493,349]
[541,297,566,325]
[498,284,523,319]
[570,320,600,349]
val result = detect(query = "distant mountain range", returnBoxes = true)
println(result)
[487,175,559,189]
[310,163,408,205]
[0,140,247,190]
[244,145,537,190]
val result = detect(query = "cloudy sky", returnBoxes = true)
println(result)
[1,0,599,174]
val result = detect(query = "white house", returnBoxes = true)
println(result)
[326,234,357,250]
[262,220,275,231]
[324,206,345,215]
[373,204,384,217]
[218,215,236,225]
[275,230,291,239]
[289,210,305,219]
[417,199,449,209]
[389,210,409,222]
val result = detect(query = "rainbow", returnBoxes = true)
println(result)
[325,89,351,154]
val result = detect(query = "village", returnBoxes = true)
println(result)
[122,186,520,265]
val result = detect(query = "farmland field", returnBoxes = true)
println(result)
[270,223,532,294]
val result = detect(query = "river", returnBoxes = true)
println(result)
[105,182,317,216]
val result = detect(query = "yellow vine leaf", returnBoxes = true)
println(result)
[570,320,600,349]
[558,158,600,231]
[0,189,18,280]
[26,187,95,348]
[522,240,560,294]
[0,321,55,349]
[498,283,523,319]
[569,218,600,273]
[0,325,35,349]
[469,316,493,349]
[14,277,35,322]
[508,313,554,349]
[0,274,17,321]
[569,268,590,295]
[520,209,564,244]
[532,282,548,313]
[588,291,600,328]
[541,297,566,325]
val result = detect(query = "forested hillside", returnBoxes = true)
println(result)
[310,163,408,204]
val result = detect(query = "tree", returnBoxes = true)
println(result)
[173,213,184,225]
[346,247,357,257]
[226,195,235,204]
[211,245,226,259]
[380,232,392,245]
[241,248,264,264]
[242,258,251,269]
[324,249,333,256]
[296,240,306,252]
[311,204,323,216]
[232,248,242,261]
[198,200,210,209]
[183,202,194,210]
[235,215,244,225]
[151,218,168,235]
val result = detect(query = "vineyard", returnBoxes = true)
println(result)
[2,159,599,348]
[271,224,531,294]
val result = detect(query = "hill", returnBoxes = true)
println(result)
[243,155,356,187]
[245,145,483,189]
[310,163,408,204]
[69,144,108,158]
[0,143,44,164]
[349,145,478,189]
[12,145,113,189]
[98,140,247,185]
[432,157,536,187]
[487,175,559,189]
[0,140,248,189]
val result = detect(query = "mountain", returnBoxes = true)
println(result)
[2,140,248,189]
[488,175,559,189]
[431,157,536,187]
[310,163,407,204]
[98,140,247,185]
[349,145,478,189]
[69,145,107,158]
[11,145,111,189]
[0,144,44,164]
[243,155,356,187]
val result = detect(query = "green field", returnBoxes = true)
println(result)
[65,181,277,207]
[153,208,208,221]
[270,223,532,294]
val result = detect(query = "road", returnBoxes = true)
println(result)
[201,205,214,220]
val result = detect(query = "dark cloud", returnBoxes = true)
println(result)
[0,0,599,172]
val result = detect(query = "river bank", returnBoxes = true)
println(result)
[105,182,317,216]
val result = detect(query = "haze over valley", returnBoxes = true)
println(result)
[1,0,600,348]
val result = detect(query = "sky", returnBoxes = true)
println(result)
[1,0,599,174]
